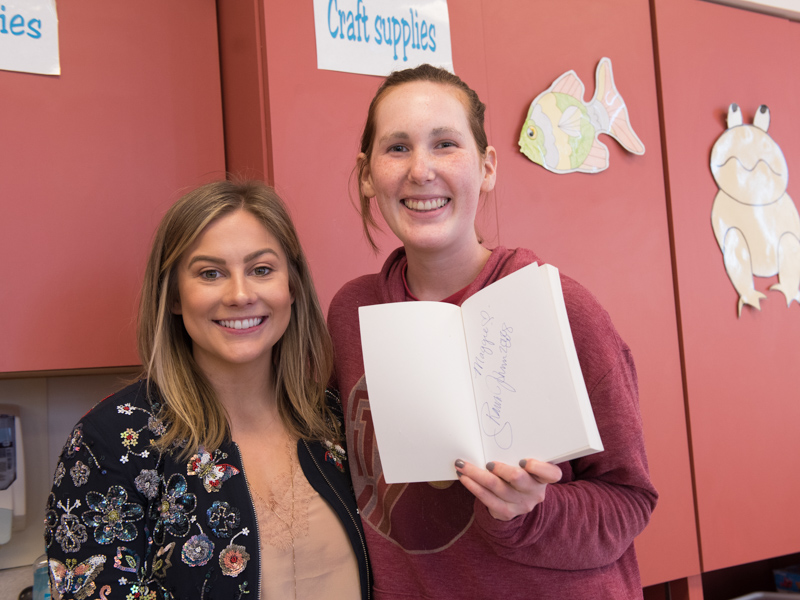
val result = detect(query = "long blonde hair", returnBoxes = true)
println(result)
[138,180,337,458]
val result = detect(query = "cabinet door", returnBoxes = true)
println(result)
[0,0,225,372]
[475,1,698,585]
[654,0,800,572]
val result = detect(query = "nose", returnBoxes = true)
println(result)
[224,273,256,306]
[408,150,435,184]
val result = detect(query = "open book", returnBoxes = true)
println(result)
[358,262,603,484]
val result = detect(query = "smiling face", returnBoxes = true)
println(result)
[360,81,497,258]
[172,209,293,378]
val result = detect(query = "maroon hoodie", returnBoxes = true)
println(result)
[328,246,658,600]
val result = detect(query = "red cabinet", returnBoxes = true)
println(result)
[0,0,225,372]
[653,0,800,572]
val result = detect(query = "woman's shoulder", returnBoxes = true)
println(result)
[553,269,632,388]
[77,379,162,438]
[558,271,607,316]
[82,379,152,416]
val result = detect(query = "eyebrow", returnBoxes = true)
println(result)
[378,131,410,144]
[431,126,462,137]
[377,127,463,145]
[186,248,279,268]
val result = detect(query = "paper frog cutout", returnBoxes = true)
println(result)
[710,103,800,316]
[518,57,645,174]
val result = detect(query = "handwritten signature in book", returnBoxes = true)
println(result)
[477,310,516,450]
[472,311,496,378]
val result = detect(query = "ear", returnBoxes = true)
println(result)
[753,104,770,132]
[727,103,743,129]
[171,297,182,315]
[358,152,376,198]
[480,145,498,193]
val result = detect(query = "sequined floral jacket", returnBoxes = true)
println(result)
[44,380,370,600]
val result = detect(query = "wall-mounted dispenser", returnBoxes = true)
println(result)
[0,405,26,544]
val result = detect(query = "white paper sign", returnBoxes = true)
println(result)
[313,0,453,76]
[0,0,59,76]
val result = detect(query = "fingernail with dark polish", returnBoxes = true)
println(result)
[456,471,462,477]
[486,462,495,471]
[455,459,465,469]
[519,458,527,468]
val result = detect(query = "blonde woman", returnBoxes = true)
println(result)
[46,181,369,599]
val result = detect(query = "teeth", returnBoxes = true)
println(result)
[218,318,264,329]
[403,198,448,211]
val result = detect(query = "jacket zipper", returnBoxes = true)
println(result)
[303,439,371,600]
[232,441,262,600]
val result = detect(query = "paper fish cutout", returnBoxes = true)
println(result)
[519,57,645,174]
[710,103,800,316]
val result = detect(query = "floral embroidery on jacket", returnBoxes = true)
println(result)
[121,428,140,448]
[148,413,168,437]
[44,493,58,550]
[45,382,367,600]
[125,583,159,599]
[62,424,103,471]
[135,469,161,500]
[150,474,196,544]
[113,540,174,597]
[55,499,89,553]
[54,462,66,487]
[82,486,145,545]
[114,540,175,598]
[181,517,215,567]
[63,425,84,458]
[219,528,250,577]
[116,402,161,464]
[236,581,251,599]
[70,461,91,487]
[206,501,240,539]
[60,423,100,474]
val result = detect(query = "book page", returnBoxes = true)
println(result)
[359,302,485,483]
[461,263,603,466]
